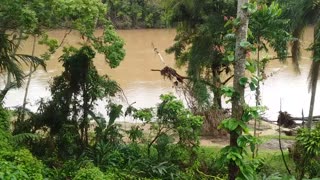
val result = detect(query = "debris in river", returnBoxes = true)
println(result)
[277,111,296,128]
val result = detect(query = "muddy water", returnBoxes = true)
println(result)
[3,27,319,120]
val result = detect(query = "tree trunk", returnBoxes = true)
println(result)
[18,36,37,122]
[229,0,249,179]
[212,67,222,109]
[308,63,318,129]
[308,25,320,129]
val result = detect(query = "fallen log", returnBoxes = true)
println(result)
[262,114,320,124]
[290,116,320,121]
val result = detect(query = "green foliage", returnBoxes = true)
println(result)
[129,94,203,171]
[219,118,247,132]
[166,0,236,109]
[1,0,125,103]
[293,124,320,179]
[56,124,81,159]
[55,159,86,179]
[1,1,315,179]
[155,133,172,161]
[0,161,29,180]
[107,103,123,126]
[127,125,144,143]
[53,0,106,35]
[242,2,258,15]
[240,41,253,50]
[156,94,203,150]
[250,2,292,61]
[0,0,58,98]
[261,173,295,180]
[74,166,105,180]
[0,33,46,89]
[296,126,320,155]
[92,25,125,68]
[0,149,44,180]
[257,150,295,178]
[222,86,236,98]
[0,107,11,149]
[218,104,265,179]
[0,0,41,32]
[104,0,168,28]
[26,45,123,160]
[10,133,41,146]
[132,108,153,122]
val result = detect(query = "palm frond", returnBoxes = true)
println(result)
[0,58,25,87]
[10,133,41,145]
[0,33,46,87]
[278,0,316,73]
[291,28,303,73]
[308,23,320,92]
[0,33,24,85]
[15,54,46,71]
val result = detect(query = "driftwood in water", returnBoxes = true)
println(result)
[277,111,297,128]
[277,111,320,128]
[151,66,188,85]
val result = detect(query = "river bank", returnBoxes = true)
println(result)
[115,119,295,150]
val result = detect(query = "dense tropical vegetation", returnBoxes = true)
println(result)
[103,0,169,28]
[1,0,320,179]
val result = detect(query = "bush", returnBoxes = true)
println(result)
[0,149,44,179]
[74,166,105,180]
[0,107,12,151]
[292,124,320,179]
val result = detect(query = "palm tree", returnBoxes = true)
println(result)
[0,0,47,103]
[0,32,45,102]
[279,0,320,129]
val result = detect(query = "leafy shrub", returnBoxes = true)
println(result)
[0,107,11,151]
[292,124,320,179]
[260,173,295,180]
[56,124,81,159]
[0,149,44,179]
[57,159,81,179]
[0,161,29,179]
[74,166,105,180]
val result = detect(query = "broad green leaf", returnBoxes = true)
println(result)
[249,82,257,91]
[245,61,256,73]
[221,118,239,131]
[239,77,248,87]
[247,3,257,14]
[227,54,234,62]
[240,41,252,49]
[221,86,235,97]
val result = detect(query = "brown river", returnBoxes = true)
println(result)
[3,27,319,121]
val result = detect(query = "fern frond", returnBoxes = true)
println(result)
[10,133,41,145]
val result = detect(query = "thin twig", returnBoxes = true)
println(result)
[152,43,166,66]
[222,75,234,85]
[302,109,305,128]
[267,56,293,61]
[58,29,72,47]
